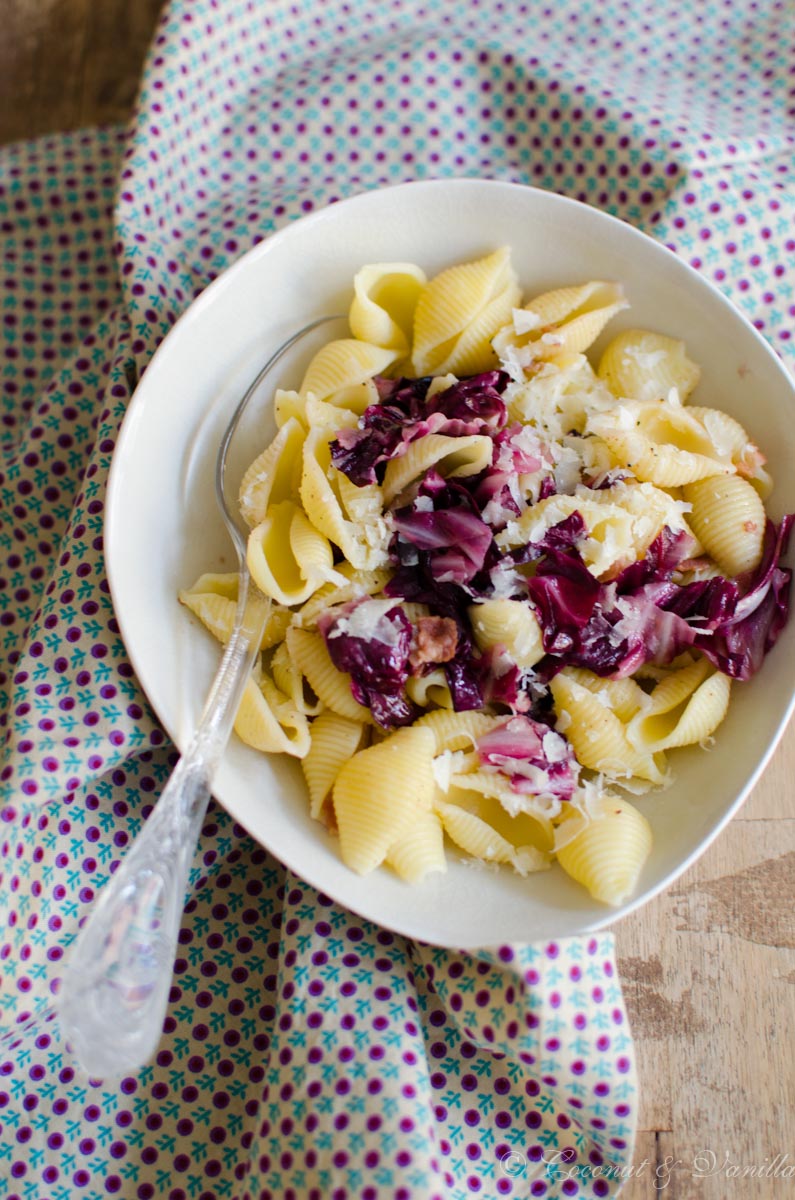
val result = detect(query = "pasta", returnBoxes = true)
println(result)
[180,248,793,907]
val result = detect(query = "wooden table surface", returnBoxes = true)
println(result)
[2,4,793,1197]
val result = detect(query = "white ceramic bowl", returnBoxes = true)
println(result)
[106,179,795,947]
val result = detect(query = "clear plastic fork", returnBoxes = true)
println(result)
[58,315,339,1078]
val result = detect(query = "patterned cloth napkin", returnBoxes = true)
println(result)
[1,1,793,1197]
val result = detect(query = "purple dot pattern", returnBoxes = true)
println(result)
[2,0,794,1195]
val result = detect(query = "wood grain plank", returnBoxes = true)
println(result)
[0,0,162,145]
[618,1130,664,1200]
[617,800,795,1198]
[78,0,165,130]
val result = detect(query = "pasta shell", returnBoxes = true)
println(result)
[247,500,335,606]
[274,388,307,429]
[234,672,311,758]
[445,784,554,853]
[556,793,652,906]
[326,379,380,417]
[550,673,666,784]
[683,474,766,576]
[382,432,493,506]
[494,282,627,365]
[519,282,622,329]
[386,808,447,884]
[300,338,399,402]
[589,400,734,488]
[687,406,773,499]
[627,662,730,753]
[179,572,290,649]
[434,284,517,375]
[296,563,393,627]
[286,626,374,724]
[436,800,549,874]
[435,800,519,864]
[336,472,384,525]
[468,598,544,670]
[238,417,306,529]
[412,247,520,375]
[302,710,366,820]
[300,426,391,571]
[333,726,437,874]
[414,709,503,754]
[598,329,701,401]
[496,491,638,580]
[271,641,323,716]
[349,262,427,353]
[560,668,647,724]
[405,669,454,709]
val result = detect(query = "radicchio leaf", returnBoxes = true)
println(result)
[692,516,793,679]
[477,715,577,800]
[318,599,418,729]
[329,372,509,486]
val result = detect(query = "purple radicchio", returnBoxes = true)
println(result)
[329,371,509,487]
[317,598,418,729]
[689,515,793,680]
[518,516,793,682]
[476,715,577,800]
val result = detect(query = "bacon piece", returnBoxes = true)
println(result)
[409,616,459,670]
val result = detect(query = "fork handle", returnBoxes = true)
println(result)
[58,589,269,1078]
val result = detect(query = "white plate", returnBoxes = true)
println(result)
[106,179,795,947]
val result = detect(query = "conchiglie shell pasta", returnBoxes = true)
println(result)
[687,406,773,498]
[300,426,390,570]
[300,339,399,402]
[435,800,520,864]
[683,474,766,576]
[349,262,427,354]
[247,500,335,606]
[271,641,323,716]
[336,472,384,525]
[302,710,367,820]
[556,794,652,906]
[414,709,504,754]
[550,672,666,784]
[412,247,520,375]
[593,480,702,555]
[234,672,311,758]
[589,400,734,488]
[333,726,437,874]
[178,572,290,649]
[382,432,493,505]
[296,563,393,627]
[627,661,731,753]
[598,329,701,401]
[560,667,647,724]
[326,379,380,417]
[238,417,305,528]
[286,626,374,724]
[405,669,454,709]
[385,808,447,884]
[435,284,519,376]
[435,801,549,874]
[274,388,307,429]
[495,282,627,364]
[445,785,554,854]
[468,598,544,670]
[519,282,622,329]
[496,492,637,580]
